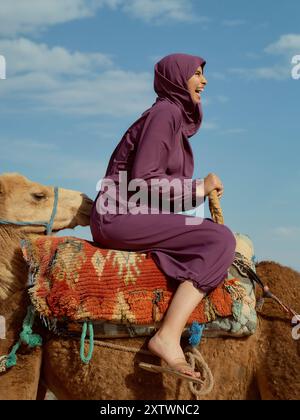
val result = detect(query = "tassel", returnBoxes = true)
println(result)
[188,321,205,347]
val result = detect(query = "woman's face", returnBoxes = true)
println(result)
[186,66,207,105]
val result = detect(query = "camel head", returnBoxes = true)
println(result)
[0,172,93,234]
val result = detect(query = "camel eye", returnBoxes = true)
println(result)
[32,192,46,200]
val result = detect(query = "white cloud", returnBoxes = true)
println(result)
[0,0,208,36]
[229,65,290,81]
[0,137,107,183]
[230,34,300,81]
[0,38,114,76]
[221,128,246,135]
[0,38,154,117]
[36,70,153,116]
[0,0,95,36]
[272,226,300,239]
[201,121,218,131]
[210,72,226,80]
[245,52,261,60]
[216,95,229,103]
[121,0,208,24]
[265,34,300,55]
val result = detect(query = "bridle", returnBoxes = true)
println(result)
[0,186,59,235]
[233,252,298,320]
[0,186,60,373]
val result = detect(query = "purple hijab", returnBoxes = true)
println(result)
[153,53,206,137]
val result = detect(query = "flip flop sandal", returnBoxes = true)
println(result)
[139,361,205,385]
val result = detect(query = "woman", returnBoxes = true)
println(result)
[90,53,236,382]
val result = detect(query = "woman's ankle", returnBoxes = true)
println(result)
[153,327,181,345]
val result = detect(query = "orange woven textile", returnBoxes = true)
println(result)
[21,236,239,325]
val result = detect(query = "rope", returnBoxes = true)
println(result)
[4,305,42,370]
[88,338,213,398]
[80,321,94,364]
[0,186,59,235]
[208,190,224,225]
[0,188,58,372]
[184,346,215,398]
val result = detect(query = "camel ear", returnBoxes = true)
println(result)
[0,180,4,195]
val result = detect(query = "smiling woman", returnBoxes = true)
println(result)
[90,53,236,384]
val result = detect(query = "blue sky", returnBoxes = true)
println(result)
[0,0,299,271]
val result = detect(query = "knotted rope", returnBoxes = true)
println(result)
[0,305,42,373]
[208,190,224,225]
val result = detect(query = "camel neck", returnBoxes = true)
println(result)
[0,225,29,300]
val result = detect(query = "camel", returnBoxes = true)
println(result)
[0,172,93,399]
[39,260,300,400]
[0,172,299,399]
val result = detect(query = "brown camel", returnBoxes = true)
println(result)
[40,260,300,400]
[0,172,93,400]
[1,173,299,399]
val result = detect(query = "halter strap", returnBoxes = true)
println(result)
[0,186,59,235]
[233,253,298,319]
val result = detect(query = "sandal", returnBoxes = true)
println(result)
[139,359,204,385]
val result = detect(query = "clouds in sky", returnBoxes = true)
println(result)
[0,38,153,116]
[0,0,205,37]
[230,34,300,81]
[0,137,107,183]
[272,226,300,239]
[0,38,114,75]
[120,0,208,24]
[0,0,208,117]
[0,0,96,36]
[265,34,300,55]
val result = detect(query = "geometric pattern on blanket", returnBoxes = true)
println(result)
[20,232,257,337]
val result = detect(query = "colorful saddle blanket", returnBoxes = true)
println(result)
[20,232,257,337]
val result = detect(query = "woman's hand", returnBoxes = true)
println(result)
[204,173,224,199]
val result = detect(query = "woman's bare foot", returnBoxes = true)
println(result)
[148,332,201,379]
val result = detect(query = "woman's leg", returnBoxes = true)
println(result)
[148,280,206,378]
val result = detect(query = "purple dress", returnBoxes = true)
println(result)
[90,54,236,294]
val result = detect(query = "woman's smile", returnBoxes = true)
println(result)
[187,66,207,104]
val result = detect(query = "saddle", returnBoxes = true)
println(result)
[19,192,258,341]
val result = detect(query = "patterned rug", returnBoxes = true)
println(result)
[20,236,246,326]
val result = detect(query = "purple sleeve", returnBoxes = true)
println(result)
[130,106,205,212]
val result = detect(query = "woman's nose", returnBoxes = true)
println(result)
[201,75,207,85]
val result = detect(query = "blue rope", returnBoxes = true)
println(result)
[5,305,42,369]
[80,321,94,364]
[0,186,58,235]
[47,186,58,235]
[0,188,58,370]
